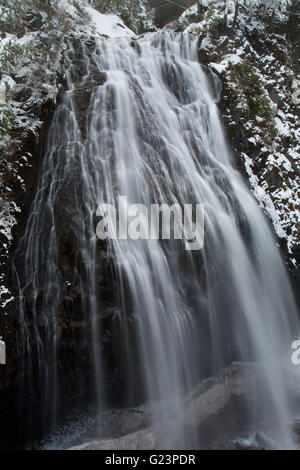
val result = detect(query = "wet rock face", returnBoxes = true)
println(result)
[0,93,60,451]
[0,37,107,448]
[53,41,114,361]
[73,72,106,137]
[0,4,70,438]
[66,39,107,138]
[2,38,144,448]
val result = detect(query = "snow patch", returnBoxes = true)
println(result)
[86,6,136,39]
[210,54,242,74]
[0,199,20,242]
[275,117,290,137]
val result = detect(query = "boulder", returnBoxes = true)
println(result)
[69,364,249,450]
[148,0,197,27]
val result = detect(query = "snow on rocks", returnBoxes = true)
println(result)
[86,6,136,39]
[175,0,300,268]
[210,54,242,74]
[0,2,66,316]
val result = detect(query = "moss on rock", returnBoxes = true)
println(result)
[227,60,276,142]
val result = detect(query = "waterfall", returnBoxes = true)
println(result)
[14,31,299,449]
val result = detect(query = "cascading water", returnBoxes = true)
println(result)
[13,31,299,449]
